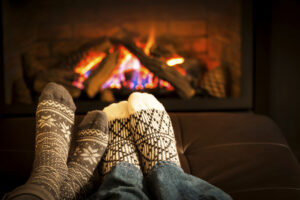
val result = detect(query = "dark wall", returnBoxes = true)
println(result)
[255,0,300,159]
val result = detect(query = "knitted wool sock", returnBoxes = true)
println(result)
[60,111,108,200]
[128,92,181,175]
[101,101,140,175]
[5,82,76,200]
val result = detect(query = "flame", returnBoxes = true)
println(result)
[102,46,160,90]
[144,28,155,56]
[72,52,106,89]
[166,57,185,66]
[102,30,173,91]
[73,29,186,92]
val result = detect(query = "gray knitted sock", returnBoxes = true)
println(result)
[4,82,76,200]
[60,111,108,200]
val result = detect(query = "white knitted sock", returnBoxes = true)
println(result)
[101,101,140,175]
[128,92,181,175]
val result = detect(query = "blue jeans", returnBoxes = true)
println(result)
[88,161,232,200]
[4,162,232,200]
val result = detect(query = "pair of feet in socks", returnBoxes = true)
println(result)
[23,82,180,200]
[102,93,181,175]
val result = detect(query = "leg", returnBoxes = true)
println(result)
[147,161,232,200]
[88,162,149,200]
[4,82,76,200]
[128,92,232,200]
[88,101,149,200]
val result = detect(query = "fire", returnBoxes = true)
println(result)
[73,52,106,89]
[72,30,186,92]
[101,45,162,90]
[144,28,155,56]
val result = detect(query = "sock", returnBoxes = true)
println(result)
[128,92,181,175]
[6,82,76,200]
[60,111,108,200]
[101,101,140,175]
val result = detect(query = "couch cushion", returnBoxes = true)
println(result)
[169,112,300,200]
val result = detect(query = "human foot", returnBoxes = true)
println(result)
[101,101,140,175]
[128,92,180,175]
[26,82,75,200]
[60,111,108,199]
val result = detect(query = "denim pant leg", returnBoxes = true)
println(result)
[146,161,233,200]
[87,162,150,200]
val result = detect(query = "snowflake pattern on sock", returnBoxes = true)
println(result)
[28,99,75,199]
[60,111,108,200]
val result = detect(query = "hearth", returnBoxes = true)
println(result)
[0,0,253,115]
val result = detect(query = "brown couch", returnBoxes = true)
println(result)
[1,112,300,199]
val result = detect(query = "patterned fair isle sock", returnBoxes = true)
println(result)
[128,92,181,175]
[5,82,76,200]
[60,111,108,200]
[101,101,140,175]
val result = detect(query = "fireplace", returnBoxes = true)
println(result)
[0,0,253,115]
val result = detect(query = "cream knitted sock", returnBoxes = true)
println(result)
[101,101,140,175]
[128,92,181,175]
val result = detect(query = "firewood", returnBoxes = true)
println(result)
[22,52,46,88]
[179,58,205,88]
[110,37,196,99]
[85,51,119,98]
[101,89,115,102]
[150,44,174,58]
[34,69,81,98]
[12,77,33,104]
[56,38,112,71]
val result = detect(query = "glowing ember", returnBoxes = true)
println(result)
[166,57,185,66]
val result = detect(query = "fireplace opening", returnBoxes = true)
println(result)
[1,0,253,114]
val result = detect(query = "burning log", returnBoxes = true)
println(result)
[110,37,196,99]
[34,69,81,98]
[150,43,177,58]
[22,38,114,99]
[12,77,33,104]
[101,89,115,102]
[85,51,119,98]
[22,52,81,97]
[56,38,112,71]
